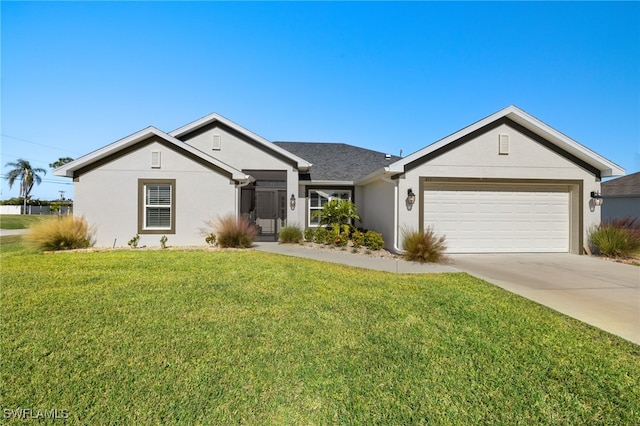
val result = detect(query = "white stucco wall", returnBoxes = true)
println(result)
[182,125,301,227]
[182,126,292,170]
[358,179,396,249]
[74,140,237,247]
[365,123,601,254]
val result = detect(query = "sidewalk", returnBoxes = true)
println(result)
[0,229,28,237]
[254,242,459,274]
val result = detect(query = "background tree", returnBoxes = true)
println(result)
[49,157,74,169]
[4,159,47,213]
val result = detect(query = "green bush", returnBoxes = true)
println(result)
[331,229,349,247]
[25,216,95,251]
[311,199,360,227]
[279,226,303,244]
[363,230,384,251]
[402,227,447,263]
[128,234,140,249]
[351,230,365,248]
[208,214,256,249]
[303,228,315,242]
[314,227,328,244]
[589,217,640,258]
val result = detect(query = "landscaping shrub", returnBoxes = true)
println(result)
[311,199,360,227]
[24,215,95,251]
[207,214,256,248]
[205,233,217,246]
[279,226,303,244]
[363,230,384,250]
[128,234,140,248]
[303,228,315,242]
[402,227,447,263]
[351,230,365,248]
[331,229,349,247]
[314,227,328,244]
[589,217,640,258]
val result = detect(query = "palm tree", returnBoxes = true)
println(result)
[4,159,47,213]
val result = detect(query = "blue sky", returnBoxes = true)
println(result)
[2,1,638,201]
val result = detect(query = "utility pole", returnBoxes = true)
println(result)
[59,190,65,200]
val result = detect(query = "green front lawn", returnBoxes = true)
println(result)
[2,239,639,424]
[0,214,48,229]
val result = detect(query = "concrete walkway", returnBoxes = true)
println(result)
[0,229,28,236]
[255,243,639,345]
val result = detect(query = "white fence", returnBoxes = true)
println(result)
[0,205,22,215]
[0,205,72,215]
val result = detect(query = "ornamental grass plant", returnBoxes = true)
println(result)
[589,217,640,258]
[402,227,447,263]
[24,215,95,251]
[206,214,257,248]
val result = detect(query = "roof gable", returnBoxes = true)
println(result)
[388,105,624,179]
[53,127,250,181]
[170,113,312,171]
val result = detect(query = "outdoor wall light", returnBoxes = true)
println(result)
[590,191,604,206]
[290,194,296,210]
[406,189,416,208]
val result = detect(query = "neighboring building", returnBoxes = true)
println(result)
[601,171,640,222]
[54,105,624,253]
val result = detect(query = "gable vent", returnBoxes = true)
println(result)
[212,134,222,150]
[151,151,161,168]
[499,134,510,155]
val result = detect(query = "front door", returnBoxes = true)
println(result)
[253,189,287,241]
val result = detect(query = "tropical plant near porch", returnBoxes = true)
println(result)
[311,199,360,229]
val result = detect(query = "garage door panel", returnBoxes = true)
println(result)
[424,185,569,253]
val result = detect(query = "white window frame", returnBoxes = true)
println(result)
[308,189,352,227]
[138,179,176,234]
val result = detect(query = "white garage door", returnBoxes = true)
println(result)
[423,185,570,253]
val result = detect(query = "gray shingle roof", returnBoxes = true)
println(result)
[273,142,400,182]
[602,171,640,196]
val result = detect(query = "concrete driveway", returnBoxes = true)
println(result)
[450,253,640,344]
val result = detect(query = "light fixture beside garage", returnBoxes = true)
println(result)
[406,189,416,210]
[290,193,296,210]
[590,191,604,206]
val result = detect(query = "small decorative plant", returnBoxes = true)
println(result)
[363,230,384,251]
[128,234,140,249]
[279,226,303,244]
[205,233,217,247]
[303,228,315,242]
[160,235,168,249]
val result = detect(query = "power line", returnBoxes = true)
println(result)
[1,133,82,155]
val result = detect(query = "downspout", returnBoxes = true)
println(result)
[380,174,404,254]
